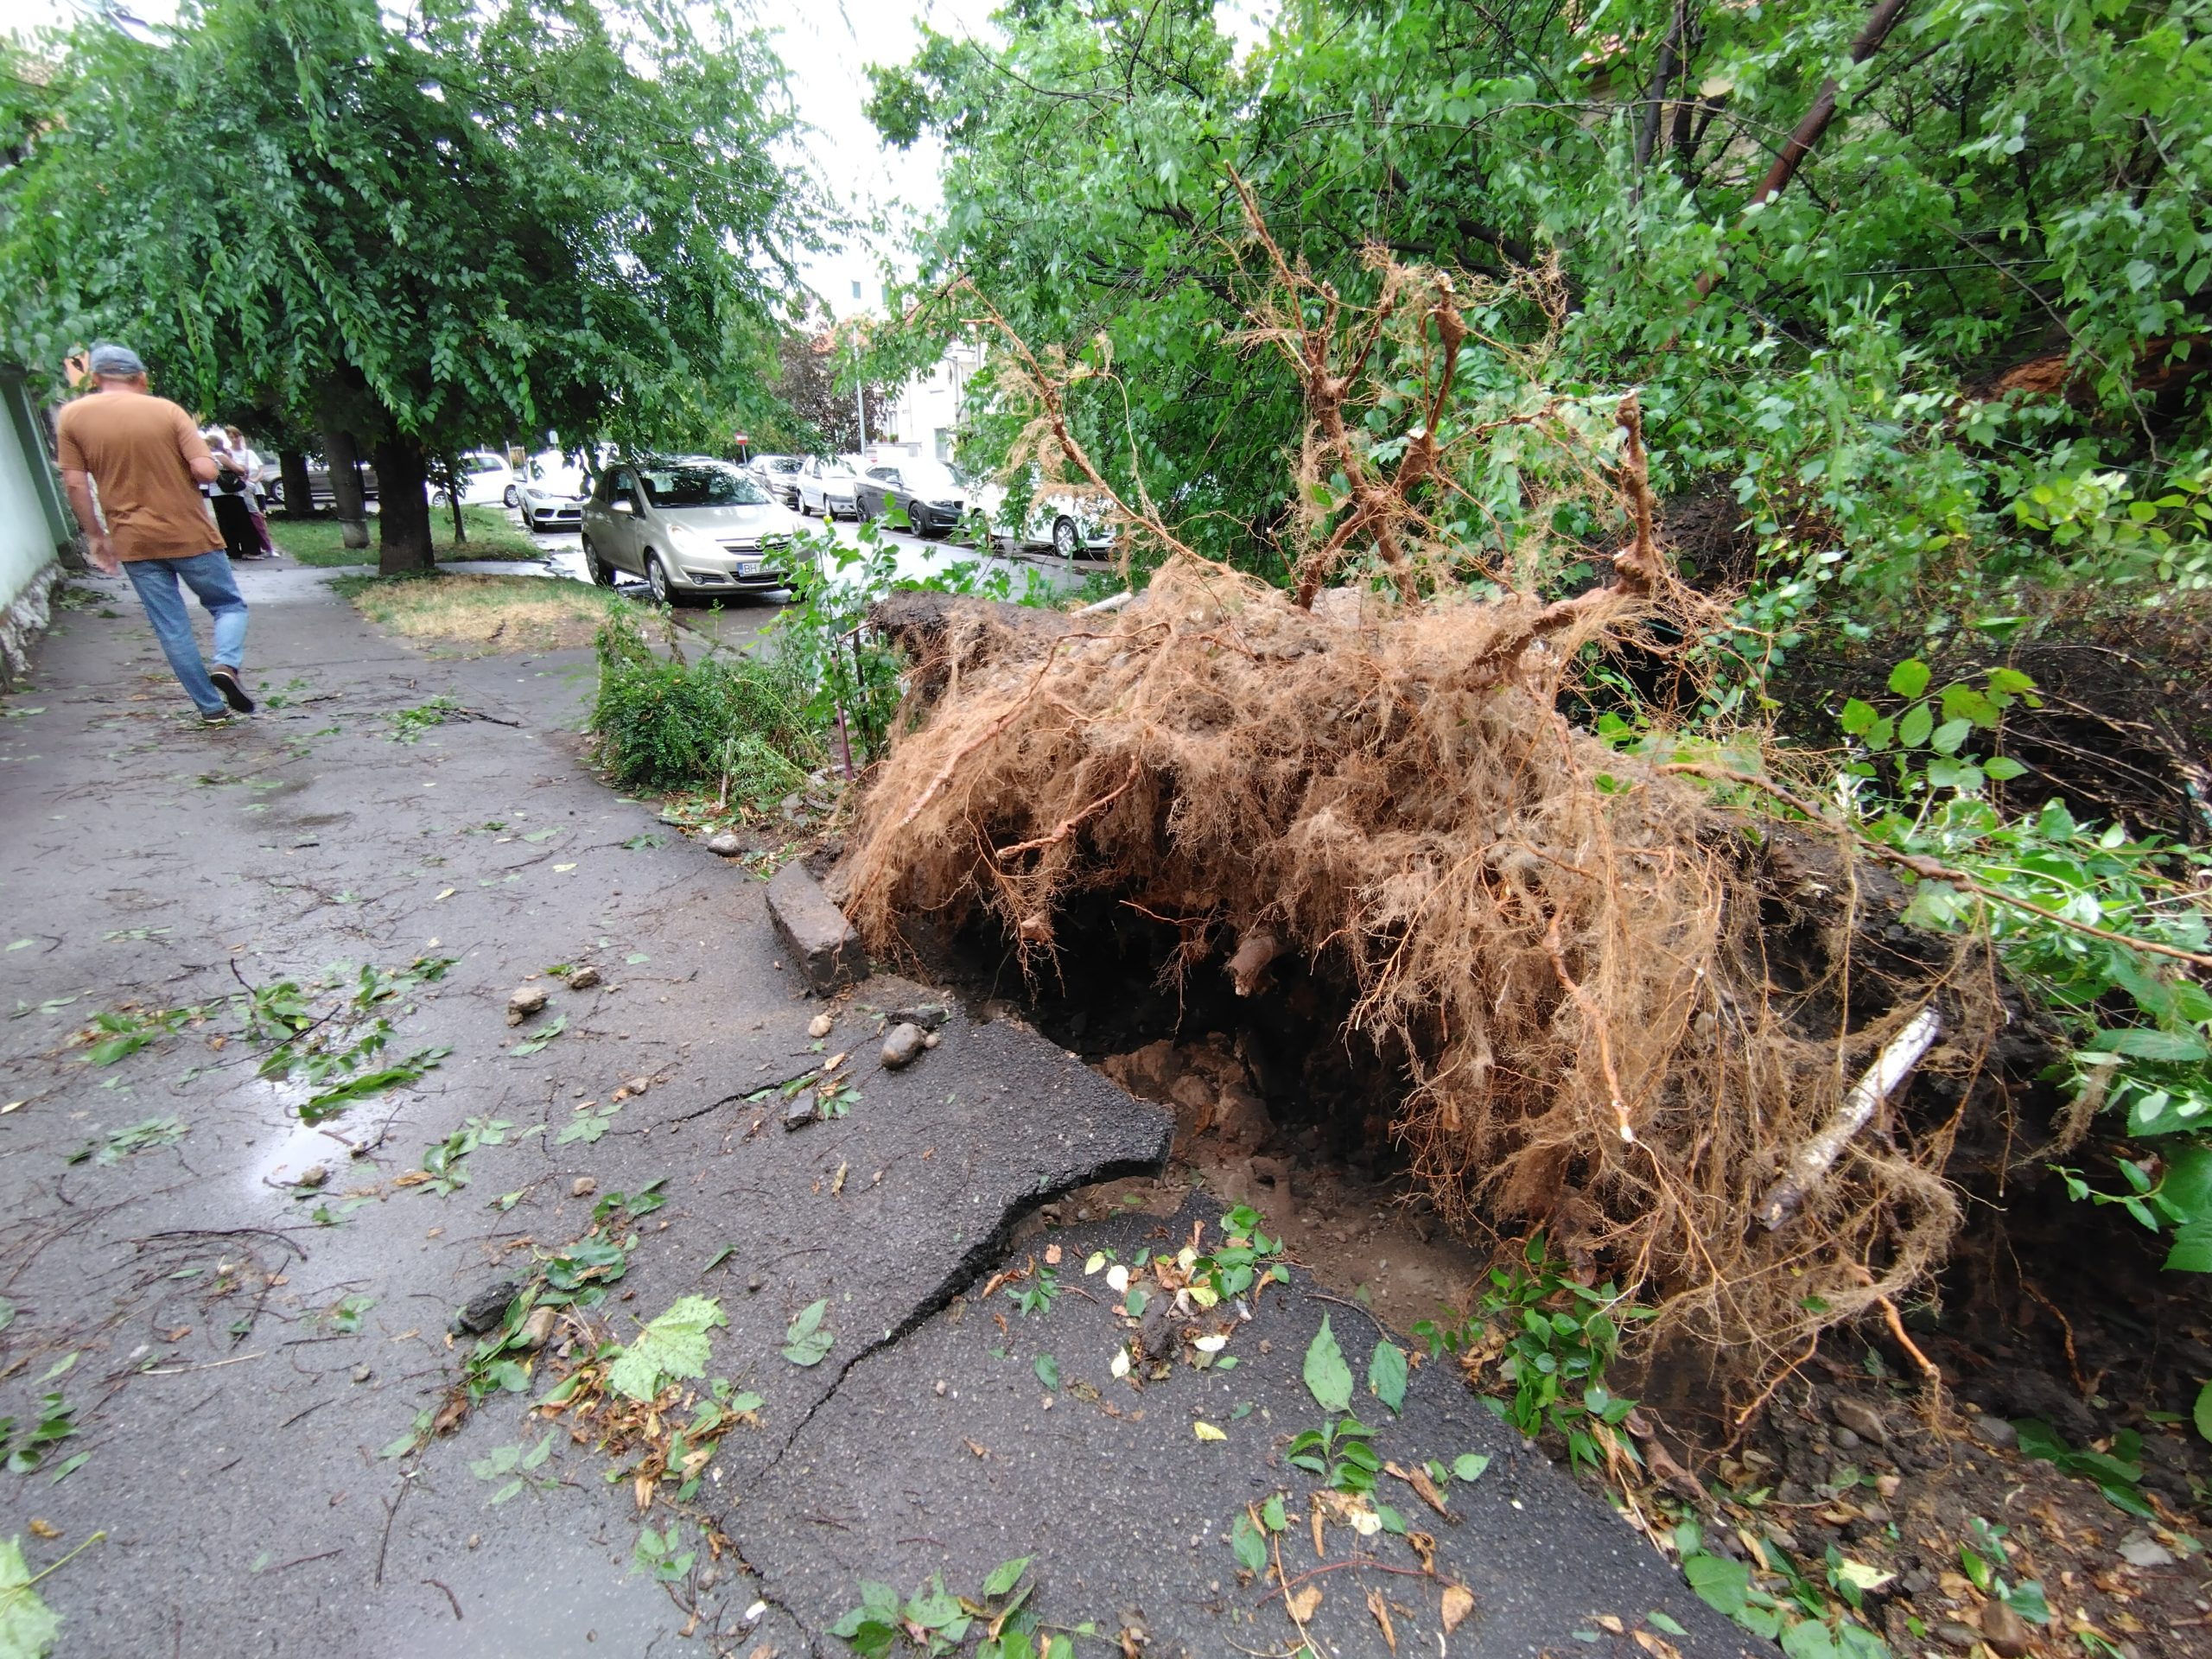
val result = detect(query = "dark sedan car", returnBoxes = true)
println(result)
[265,455,378,510]
[854,460,969,537]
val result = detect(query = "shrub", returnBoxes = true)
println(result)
[588,610,817,804]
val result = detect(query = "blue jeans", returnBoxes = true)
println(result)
[124,551,249,716]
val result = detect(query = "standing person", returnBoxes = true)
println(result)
[219,425,278,556]
[201,425,261,561]
[54,344,255,725]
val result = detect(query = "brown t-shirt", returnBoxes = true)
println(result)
[55,392,219,562]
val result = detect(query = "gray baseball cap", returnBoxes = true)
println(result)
[86,342,146,378]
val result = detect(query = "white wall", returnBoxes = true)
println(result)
[0,386,58,614]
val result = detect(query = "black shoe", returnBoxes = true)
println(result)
[207,665,256,714]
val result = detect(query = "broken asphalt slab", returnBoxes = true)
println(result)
[0,563,1761,1658]
[741,1195,1758,1659]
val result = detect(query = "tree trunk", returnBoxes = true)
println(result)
[1634,3,1684,174]
[374,435,435,576]
[277,450,315,519]
[1741,0,1914,212]
[446,458,467,545]
[324,427,370,550]
[1687,0,1915,303]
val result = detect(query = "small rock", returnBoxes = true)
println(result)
[1974,1414,2017,1449]
[892,1003,950,1031]
[571,1176,598,1198]
[1831,1396,1889,1445]
[783,1094,818,1131]
[923,1030,941,1050]
[622,1076,651,1097]
[881,1022,926,1069]
[295,1165,329,1191]
[1933,1621,1982,1651]
[516,1305,558,1352]
[2117,1530,2176,1568]
[568,964,602,989]
[807,1012,834,1039]
[507,984,549,1026]
[451,1279,519,1335]
[747,1274,764,1294]
[706,831,744,856]
[1834,1427,1861,1450]
[1980,1598,2032,1656]
[351,1363,372,1384]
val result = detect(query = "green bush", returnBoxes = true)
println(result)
[588,610,817,804]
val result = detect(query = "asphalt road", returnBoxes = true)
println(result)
[0,561,1758,1658]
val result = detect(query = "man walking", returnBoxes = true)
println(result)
[56,343,255,724]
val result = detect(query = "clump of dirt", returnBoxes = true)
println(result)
[837,552,2010,1383]
[1772,599,2212,847]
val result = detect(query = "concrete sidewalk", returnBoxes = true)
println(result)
[0,564,1752,1657]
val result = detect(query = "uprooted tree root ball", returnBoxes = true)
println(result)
[837,556,2002,1384]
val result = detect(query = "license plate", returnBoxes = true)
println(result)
[737,560,762,578]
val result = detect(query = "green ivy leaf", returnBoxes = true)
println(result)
[1929,717,1973,755]
[1367,1339,1408,1414]
[1897,702,1935,749]
[2164,1222,2212,1273]
[606,1295,727,1402]
[1302,1316,1353,1414]
[982,1556,1031,1598]
[781,1298,834,1366]
[0,1535,60,1659]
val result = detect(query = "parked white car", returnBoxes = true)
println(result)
[794,455,860,519]
[973,468,1118,558]
[429,449,516,509]
[514,449,591,531]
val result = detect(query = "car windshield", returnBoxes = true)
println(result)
[465,454,505,474]
[639,461,766,507]
[528,454,584,487]
[905,464,962,498]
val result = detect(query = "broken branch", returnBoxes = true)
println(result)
[1758,1006,1941,1230]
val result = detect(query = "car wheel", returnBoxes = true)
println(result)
[645,550,676,607]
[582,537,616,587]
[429,488,451,509]
[503,485,518,508]
[1052,516,1080,558]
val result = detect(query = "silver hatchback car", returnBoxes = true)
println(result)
[580,456,810,603]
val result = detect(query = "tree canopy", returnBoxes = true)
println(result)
[1,0,811,570]
[869,0,2210,620]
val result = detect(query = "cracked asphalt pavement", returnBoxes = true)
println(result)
[0,563,1757,1656]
